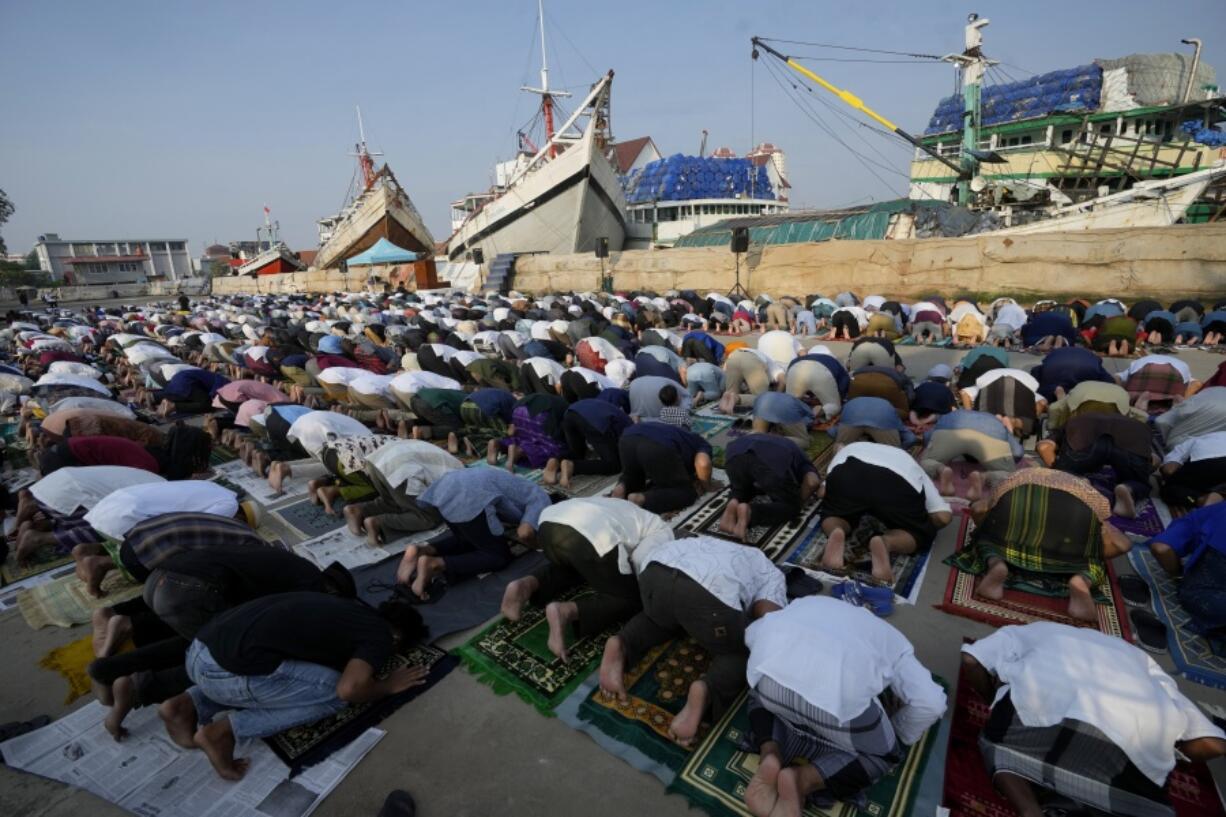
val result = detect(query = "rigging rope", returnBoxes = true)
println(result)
[756,37,942,61]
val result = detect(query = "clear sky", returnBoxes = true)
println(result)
[2,0,1223,257]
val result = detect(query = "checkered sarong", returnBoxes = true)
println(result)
[979,695,1172,817]
[1124,363,1185,404]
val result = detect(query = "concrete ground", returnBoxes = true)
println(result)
[2,338,1225,817]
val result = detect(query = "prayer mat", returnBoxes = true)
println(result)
[273,498,350,539]
[808,433,836,473]
[208,444,239,465]
[1128,548,1226,689]
[266,642,456,776]
[1110,498,1167,540]
[464,456,543,481]
[576,637,708,773]
[944,653,1225,817]
[17,570,144,629]
[553,472,619,498]
[454,586,612,715]
[670,688,941,817]
[783,519,932,603]
[675,490,823,563]
[2,547,73,585]
[693,414,736,440]
[937,515,1131,639]
[38,634,130,704]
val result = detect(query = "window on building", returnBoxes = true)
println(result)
[1061,129,1073,143]
[149,242,166,251]
[71,243,92,254]
[169,242,185,251]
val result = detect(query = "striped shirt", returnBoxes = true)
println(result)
[119,512,265,582]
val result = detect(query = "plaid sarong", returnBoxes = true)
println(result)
[460,401,508,449]
[1124,363,1186,407]
[980,694,1172,817]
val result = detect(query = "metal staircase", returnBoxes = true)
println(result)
[483,253,518,294]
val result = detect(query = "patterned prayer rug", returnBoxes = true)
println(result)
[675,490,823,563]
[944,653,1225,817]
[1128,548,1226,689]
[265,642,456,776]
[2,546,73,585]
[783,520,932,603]
[937,515,1131,639]
[552,472,619,498]
[17,570,144,629]
[1110,498,1167,540]
[454,586,613,715]
[670,689,941,817]
[693,414,736,441]
[575,637,708,773]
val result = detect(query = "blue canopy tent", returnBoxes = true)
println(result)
[344,237,419,266]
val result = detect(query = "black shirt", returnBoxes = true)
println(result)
[156,545,328,608]
[199,592,393,676]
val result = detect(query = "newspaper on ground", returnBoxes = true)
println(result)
[211,460,309,506]
[0,701,383,817]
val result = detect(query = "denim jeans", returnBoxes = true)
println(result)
[185,641,347,741]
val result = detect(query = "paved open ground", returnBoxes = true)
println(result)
[2,327,1225,817]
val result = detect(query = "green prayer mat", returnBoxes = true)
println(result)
[669,690,942,817]
[209,445,239,465]
[575,637,709,773]
[454,586,611,715]
[2,547,73,585]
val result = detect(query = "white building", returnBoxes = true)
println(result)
[34,233,192,285]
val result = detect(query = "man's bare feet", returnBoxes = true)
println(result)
[937,466,955,497]
[545,600,579,662]
[718,390,737,415]
[1113,483,1136,519]
[267,461,289,494]
[411,425,427,441]
[307,478,325,505]
[395,545,419,585]
[976,558,1008,601]
[99,613,131,657]
[92,608,116,656]
[542,458,560,485]
[104,676,134,741]
[411,555,446,600]
[500,576,538,622]
[195,718,249,781]
[746,752,781,817]
[364,516,384,547]
[718,499,739,534]
[772,766,805,817]
[1067,574,1097,622]
[158,693,199,749]
[505,444,519,472]
[820,527,846,572]
[868,535,895,584]
[598,635,628,700]
[610,483,627,499]
[79,556,113,598]
[344,504,366,536]
[627,492,647,507]
[559,459,575,490]
[669,679,708,747]
[733,501,752,542]
[317,485,340,515]
[486,439,499,465]
[447,432,460,455]
[966,470,986,503]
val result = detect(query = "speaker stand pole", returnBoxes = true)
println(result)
[727,252,749,300]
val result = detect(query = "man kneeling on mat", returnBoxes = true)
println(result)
[598,535,786,747]
[743,596,945,816]
[721,433,821,542]
[961,622,1225,817]
[500,497,674,661]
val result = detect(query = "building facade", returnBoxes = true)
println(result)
[34,233,192,285]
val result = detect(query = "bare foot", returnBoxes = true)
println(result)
[307,478,326,505]
[966,470,985,503]
[363,516,384,547]
[500,576,538,622]
[938,466,955,497]
[1068,574,1097,622]
[92,608,116,657]
[559,459,574,490]
[486,439,499,466]
[344,504,365,536]
[599,635,628,700]
[99,613,131,657]
[104,676,134,741]
[717,499,739,534]
[81,556,113,598]
[318,485,340,515]
[267,461,289,494]
[1113,483,1136,519]
[610,483,627,499]
[194,718,249,781]
[395,545,419,585]
[158,693,199,749]
[976,558,1008,601]
[772,766,805,817]
[545,600,579,662]
[820,527,846,572]
[542,458,560,485]
[669,679,708,747]
[627,492,647,507]
[411,555,446,600]
[868,535,895,584]
[733,501,752,542]
[718,390,737,415]
[447,432,460,455]
[746,752,781,817]
[92,679,114,707]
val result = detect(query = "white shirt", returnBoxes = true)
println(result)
[960,367,1042,407]
[30,466,165,516]
[571,367,616,390]
[1163,430,1226,466]
[530,322,555,341]
[390,370,462,395]
[365,439,464,495]
[578,336,624,363]
[85,480,238,540]
[286,411,372,458]
[348,373,396,397]
[316,366,368,386]
[994,302,1028,330]
[34,373,110,396]
[828,442,951,515]
[963,623,1223,785]
[948,301,984,324]
[832,306,869,329]
[642,535,788,612]
[525,357,566,385]
[746,596,946,745]
[909,301,944,319]
[46,361,102,380]
[124,343,177,367]
[45,396,134,418]
[731,348,785,383]
[538,497,675,575]
[757,330,802,366]
[603,359,636,388]
[1124,354,1193,384]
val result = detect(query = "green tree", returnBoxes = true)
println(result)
[0,188,13,255]
[24,250,39,270]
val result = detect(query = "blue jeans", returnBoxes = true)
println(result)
[185,641,347,741]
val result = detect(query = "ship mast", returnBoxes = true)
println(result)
[521,0,570,159]
[945,14,995,205]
